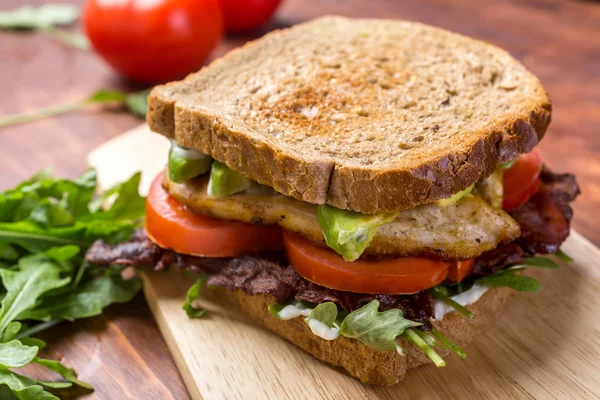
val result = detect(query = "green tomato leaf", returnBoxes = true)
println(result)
[0,4,79,30]
[0,260,70,332]
[183,275,209,318]
[125,90,150,118]
[0,340,39,368]
[317,204,396,262]
[34,358,92,390]
[523,257,559,269]
[479,269,542,292]
[19,275,141,322]
[339,300,421,352]
[0,369,58,400]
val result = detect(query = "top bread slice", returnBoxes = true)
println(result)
[147,16,551,214]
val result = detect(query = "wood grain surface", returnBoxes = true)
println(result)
[1,0,599,398]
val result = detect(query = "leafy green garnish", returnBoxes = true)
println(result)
[0,89,149,128]
[0,4,78,29]
[0,4,89,51]
[0,169,145,398]
[316,205,396,262]
[404,329,445,367]
[340,300,421,352]
[555,249,573,263]
[522,257,559,269]
[478,268,542,292]
[429,288,475,320]
[183,275,209,318]
[306,302,338,328]
[34,358,92,390]
[430,328,467,358]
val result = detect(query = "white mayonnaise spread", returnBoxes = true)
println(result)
[306,319,340,341]
[434,284,489,320]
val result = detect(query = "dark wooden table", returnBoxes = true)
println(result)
[1,0,599,398]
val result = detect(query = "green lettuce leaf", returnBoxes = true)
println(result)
[339,300,421,352]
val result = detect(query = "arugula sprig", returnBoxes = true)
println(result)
[0,4,89,50]
[0,89,150,129]
[0,169,145,397]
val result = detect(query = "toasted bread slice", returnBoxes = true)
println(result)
[212,286,514,385]
[148,16,551,214]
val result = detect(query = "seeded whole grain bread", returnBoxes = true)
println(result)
[148,16,551,214]
[213,286,514,385]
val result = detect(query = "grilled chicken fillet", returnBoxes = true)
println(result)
[164,175,520,260]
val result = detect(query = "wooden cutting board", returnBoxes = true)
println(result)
[88,125,600,400]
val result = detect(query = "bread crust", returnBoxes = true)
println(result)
[211,286,514,385]
[147,16,551,214]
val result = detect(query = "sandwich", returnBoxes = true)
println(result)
[85,17,580,385]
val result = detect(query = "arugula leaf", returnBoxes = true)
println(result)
[0,89,149,128]
[19,275,141,322]
[478,268,542,292]
[430,328,466,358]
[523,257,559,269]
[0,369,58,400]
[34,358,92,390]
[17,337,46,351]
[0,4,79,29]
[555,249,573,263]
[0,260,70,333]
[0,323,21,343]
[306,302,337,328]
[268,299,313,319]
[404,329,445,367]
[0,340,38,368]
[304,302,340,340]
[183,275,209,318]
[0,243,18,262]
[0,169,147,398]
[429,288,475,320]
[339,300,421,352]
[0,4,89,52]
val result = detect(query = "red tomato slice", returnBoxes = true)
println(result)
[446,259,475,282]
[145,173,283,257]
[283,231,452,294]
[503,148,543,211]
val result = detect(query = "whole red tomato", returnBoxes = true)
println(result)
[84,0,223,83]
[219,0,282,33]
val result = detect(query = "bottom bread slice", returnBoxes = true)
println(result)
[211,286,514,385]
